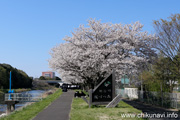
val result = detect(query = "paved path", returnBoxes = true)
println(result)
[33,91,74,120]
[123,99,180,120]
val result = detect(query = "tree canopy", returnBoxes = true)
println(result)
[152,14,180,81]
[140,55,180,92]
[38,76,61,80]
[153,14,180,59]
[49,19,157,88]
[0,63,32,89]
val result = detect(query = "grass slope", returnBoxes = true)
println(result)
[70,98,146,120]
[0,89,62,120]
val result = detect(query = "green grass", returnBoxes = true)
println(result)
[0,89,62,120]
[74,89,88,95]
[70,98,146,120]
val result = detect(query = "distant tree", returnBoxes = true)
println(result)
[0,63,32,89]
[0,66,8,88]
[44,77,53,80]
[39,76,46,80]
[32,80,54,90]
[152,14,180,86]
[153,14,180,59]
[140,69,158,91]
[154,56,177,92]
[140,55,180,93]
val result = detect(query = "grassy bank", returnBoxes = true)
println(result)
[70,98,145,120]
[0,88,31,93]
[0,89,62,120]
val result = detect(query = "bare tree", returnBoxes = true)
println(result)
[153,14,180,59]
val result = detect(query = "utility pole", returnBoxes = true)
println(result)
[8,71,14,100]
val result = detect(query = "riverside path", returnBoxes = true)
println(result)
[33,90,74,120]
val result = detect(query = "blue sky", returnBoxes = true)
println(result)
[0,0,180,78]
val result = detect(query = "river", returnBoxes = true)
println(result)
[0,90,46,115]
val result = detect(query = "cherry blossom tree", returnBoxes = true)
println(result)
[49,19,157,88]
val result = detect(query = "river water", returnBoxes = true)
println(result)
[0,90,45,114]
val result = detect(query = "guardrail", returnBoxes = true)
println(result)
[5,93,42,102]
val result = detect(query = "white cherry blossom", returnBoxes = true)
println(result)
[49,19,157,87]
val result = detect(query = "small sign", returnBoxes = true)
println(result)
[92,74,113,102]
[89,70,115,106]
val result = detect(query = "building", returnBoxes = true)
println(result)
[121,75,129,85]
[42,71,55,79]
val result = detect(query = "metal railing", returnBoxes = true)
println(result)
[5,93,42,102]
[137,91,180,109]
[116,88,180,109]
